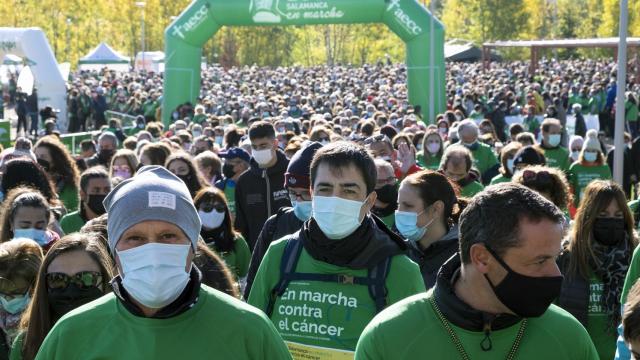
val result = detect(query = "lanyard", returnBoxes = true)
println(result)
[429,297,527,360]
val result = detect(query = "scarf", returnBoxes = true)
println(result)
[590,236,631,328]
[301,216,402,269]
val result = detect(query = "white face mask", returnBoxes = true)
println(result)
[252,148,274,166]
[117,243,191,309]
[571,150,580,161]
[312,195,366,239]
[426,143,440,154]
[199,209,225,229]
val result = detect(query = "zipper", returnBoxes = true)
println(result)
[264,169,272,218]
[481,313,495,351]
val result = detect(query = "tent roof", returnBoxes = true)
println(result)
[445,39,500,62]
[79,42,130,64]
[3,54,22,64]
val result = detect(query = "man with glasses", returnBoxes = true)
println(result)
[371,159,398,229]
[244,142,323,299]
[248,142,424,358]
[364,134,421,181]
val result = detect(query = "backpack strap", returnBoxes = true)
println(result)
[265,238,303,317]
[367,256,393,313]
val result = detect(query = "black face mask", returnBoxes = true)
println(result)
[484,245,563,318]
[593,217,626,246]
[372,184,398,217]
[86,194,107,215]
[177,174,193,186]
[98,149,115,163]
[222,163,236,179]
[37,158,51,172]
[48,284,104,321]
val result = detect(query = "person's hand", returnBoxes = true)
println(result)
[397,143,416,175]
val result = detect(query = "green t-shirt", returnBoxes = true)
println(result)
[622,245,640,304]
[586,274,616,360]
[192,113,207,125]
[59,211,86,235]
[222,180,237,218]
[58,184,78,213]
[379,213,395,230]
[35,286,292,360]
[416,151,441,170]
[539,146,571,172]
[629,200,640,231]
[470,142,499,176]
[460,181,484,198]
[355,291,599,360]
[568,163,612,206]
[490,173,511,185]
[9,331,23,360]
[626,100,639,122]
[210,235,251,279]
[248,238,425,357]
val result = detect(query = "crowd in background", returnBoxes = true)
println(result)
[0,58,639,359]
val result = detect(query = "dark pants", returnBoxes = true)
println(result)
[28,112,38,136]
[629,121,639,140]
[17,113,28,134]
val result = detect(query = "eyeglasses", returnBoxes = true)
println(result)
[200,202,226,213]
[288,190,312,202]
[522,170,553,187]
[364,134,391,146]
[46,271,103,290]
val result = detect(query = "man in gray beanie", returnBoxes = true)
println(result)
[36,166,292,360]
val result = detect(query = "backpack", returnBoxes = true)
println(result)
[265,237,392,317]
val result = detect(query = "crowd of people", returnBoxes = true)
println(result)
[0,57,639,359]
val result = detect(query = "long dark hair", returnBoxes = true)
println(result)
[194,240,240,298]
[403,170,468,228]
[19,233,114,360]
[34,136,80,189]
[193,187,238,253]
[1,158,60,207]
[165,152,207,198]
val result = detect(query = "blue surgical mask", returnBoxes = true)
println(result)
[0,190,4,202]
[547,134,561,147]
[292,200,312,222]
[0,292,30,315]
[395,210,433,242]
[312,196,365,239]
[584,151,598,162]
[14,228,49,246]
[506,159,515,175]
[215,136,223,145]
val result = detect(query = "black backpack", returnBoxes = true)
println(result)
[265,237,392,317]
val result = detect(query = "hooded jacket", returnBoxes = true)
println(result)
[234,149,290,250]
[407,225,460,289]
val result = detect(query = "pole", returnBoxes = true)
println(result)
[428,0,435,124]
[614,0,628,185]
[141,9,145,71]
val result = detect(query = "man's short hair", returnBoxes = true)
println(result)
[80,139,96,152]
[441,144,473,172]
[457,119,479,138]
[80,166,110,193]
[459,183,565,264]
[98,131,118,148]
[248,121,276,141]
[541,118,562,133]
[310,141,377,194]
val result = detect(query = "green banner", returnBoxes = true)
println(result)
[163,0,445,125]
[0,120,10,149]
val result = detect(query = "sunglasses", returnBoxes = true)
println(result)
[522,170,553,187]
[46,271,103,290]
[200,202,226,213]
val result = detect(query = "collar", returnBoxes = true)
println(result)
[433,255,521,332]
[111,266,202,319]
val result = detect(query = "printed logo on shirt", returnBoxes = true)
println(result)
[589,282,605,314]
[273,189,289,202]
[148,191,176,210]
[247,193,264,205]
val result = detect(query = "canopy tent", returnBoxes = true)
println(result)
[0,28,67,128]
[134,51,165,72]
[2,54,22,65]
[78,42,130,72]
[445,39,500,62]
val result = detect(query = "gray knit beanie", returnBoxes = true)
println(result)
[103,165,200,253]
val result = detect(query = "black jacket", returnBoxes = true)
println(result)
[556,251,589,326]
[234,149,290,250]
[407,225,460,289]
[244,207,303,298]
[607,146,636,198]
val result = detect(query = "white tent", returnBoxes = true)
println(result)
[0,28,67,128]
[78,42,130,72]
[134,51,164,72]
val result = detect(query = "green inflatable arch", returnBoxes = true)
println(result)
[163,0,445,126]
